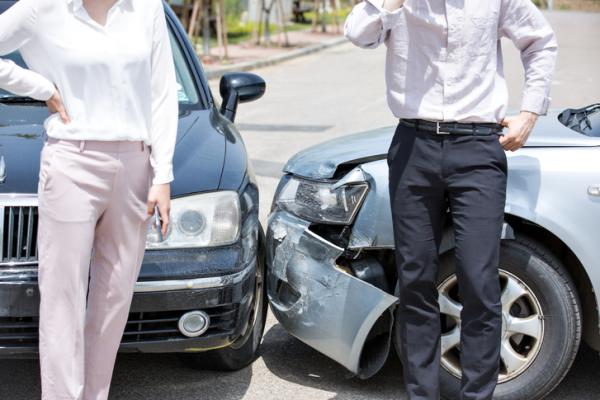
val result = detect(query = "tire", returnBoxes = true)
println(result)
[180,227,268,371]
[393,234,582,400]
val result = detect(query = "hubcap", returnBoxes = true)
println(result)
[439,269,544,383]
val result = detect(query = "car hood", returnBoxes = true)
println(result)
[284,110,600,179]
[0,104,225,194]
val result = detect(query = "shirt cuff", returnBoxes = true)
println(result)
[366,0,403,30]
[152,164,174,185]
[521,92,551,116]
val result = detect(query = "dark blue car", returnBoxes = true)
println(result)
[0,0,268,371]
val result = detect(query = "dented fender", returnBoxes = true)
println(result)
[266,211,398,376]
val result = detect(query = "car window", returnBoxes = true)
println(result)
[0,27,203,109]
[169,28,201,107]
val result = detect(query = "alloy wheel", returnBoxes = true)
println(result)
[439,269,544,383]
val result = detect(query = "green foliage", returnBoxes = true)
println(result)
[223,0,246,18]
[187,0,354,46]
[304,6,352,25]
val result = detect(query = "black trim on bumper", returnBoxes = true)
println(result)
[0,262,256,356]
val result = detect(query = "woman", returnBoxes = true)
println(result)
[0,0,177,398]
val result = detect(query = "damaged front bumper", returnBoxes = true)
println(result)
[266,211,398,377]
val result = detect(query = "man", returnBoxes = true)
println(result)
[345,1,557,399]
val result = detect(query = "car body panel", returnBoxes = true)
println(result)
[218,118,253,192]
[283,128,392,180]
[266,211,398,375]
[0,260,256,355]
[345,160,394,249]
[0,105,226,195]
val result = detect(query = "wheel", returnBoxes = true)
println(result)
[393,235,581,400]
[180,227,268,371]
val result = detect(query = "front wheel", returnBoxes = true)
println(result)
[180,228,268,371]
[393,235,582,400]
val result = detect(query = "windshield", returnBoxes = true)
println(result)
[0,29,203,108]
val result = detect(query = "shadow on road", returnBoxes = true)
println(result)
[109,354,252,400]
[260,323,407,399]
[261,322,600,400]
[0,353,253,400]
[546,344,600,400]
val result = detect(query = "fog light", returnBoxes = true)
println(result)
[178,311,210,338]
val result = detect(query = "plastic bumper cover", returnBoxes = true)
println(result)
[266,211,397,375]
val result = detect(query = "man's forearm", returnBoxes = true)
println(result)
[499,0,557,117]
[382,0,404,12]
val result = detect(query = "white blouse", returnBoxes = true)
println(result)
[0,0,178,185]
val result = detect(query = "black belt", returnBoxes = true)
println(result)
[400,119,504,136]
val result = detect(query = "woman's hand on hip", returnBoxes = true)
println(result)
[46,89,70,124]
[147,184,171,236]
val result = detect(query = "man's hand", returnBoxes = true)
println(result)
[499,111,538,152]
[147,184,171,236]
[382,0,404,11]
[46,89,70,124]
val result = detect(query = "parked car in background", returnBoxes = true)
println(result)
[266,104,600,399]
[0,0,268,371]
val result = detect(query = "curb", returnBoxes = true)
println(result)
[205,36,349,80]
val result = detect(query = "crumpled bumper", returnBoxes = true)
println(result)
[266,211,398,375]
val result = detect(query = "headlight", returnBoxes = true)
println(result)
[275,176,369,224]
[146,191,241,249]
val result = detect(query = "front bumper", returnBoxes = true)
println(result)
[0,183,262,356]
[266,211,397,376]
[0,246,257,356]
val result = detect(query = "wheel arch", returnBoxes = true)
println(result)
[390,211,590,358]
[431,209,597,350]
[362,203,599,352]
[423,216,593,354]
[501,213,599,350]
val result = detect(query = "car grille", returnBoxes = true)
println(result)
[0,198,39,266]
[0,305,239,347]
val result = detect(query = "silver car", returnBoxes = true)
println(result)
[266,104,600,400]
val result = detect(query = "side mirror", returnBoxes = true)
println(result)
[219,72,266,122]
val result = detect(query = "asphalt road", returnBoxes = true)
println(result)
[2,10,599,400]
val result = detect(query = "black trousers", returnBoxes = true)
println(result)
[388,123,507,400]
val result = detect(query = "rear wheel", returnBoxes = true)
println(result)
[180,228,268,371]
[393,235,582,400]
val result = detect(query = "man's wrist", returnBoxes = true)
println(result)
[520,110,539,121]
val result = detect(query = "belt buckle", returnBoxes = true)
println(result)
[436,121,450,135]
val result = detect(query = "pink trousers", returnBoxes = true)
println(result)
[37,137,153,400]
